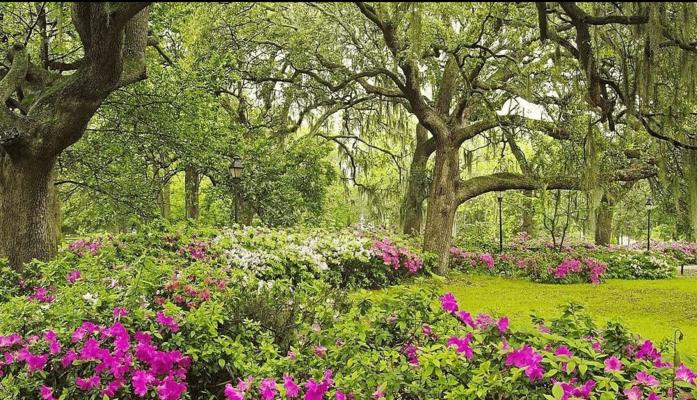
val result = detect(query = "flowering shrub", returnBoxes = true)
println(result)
[450,243,679,284]
[0,318,189,399]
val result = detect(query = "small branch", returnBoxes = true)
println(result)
[0,44,29,103]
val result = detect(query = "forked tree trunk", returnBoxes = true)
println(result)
[159,181,171,220]
[185,165,200,220]
[401,125,431,235]
[594,196,614,245]
[423,144,459,274]
[0,156,59,269]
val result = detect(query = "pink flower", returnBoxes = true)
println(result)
[28,287,54,303]
[440,293,458,313]
[67,270,81,284]
[156,311,180,332]
[635,371,660,387]
[404,343,419,366]
[554,346,572,358]
[624,386,642,400]
[447,334,474,359]
[314,346,327,358]
[647,393,662,400]
[283,374,299,398]
[505,345,544,381]
[479,253,494,269]
[260,378,277,400]
[76,375,100,391]
[497,317,509,334]
[676,363,696,384]
[157,374,188,400]
[40,385,56,400]
[604,356,623,372]
[224,384,245,400]
[132,370,155,397]
[113,307,129,318]
[457,311,474,328]
[372,388,385,399]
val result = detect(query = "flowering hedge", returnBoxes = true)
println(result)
[449,244,678,284]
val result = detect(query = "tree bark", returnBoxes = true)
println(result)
[159,181,171,220]
[401,125,431,235]
[594,195,614,245]
[0,156,59,269]
[423,143,459,274]
[520,190,536,236]
[185,165,200,220]
[686,149,697,242]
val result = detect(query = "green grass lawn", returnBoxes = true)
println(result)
[427,274,697,362]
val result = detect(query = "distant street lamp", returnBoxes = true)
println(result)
[645,197,655,251]
[229,156,243,224]
[497,191,504,253]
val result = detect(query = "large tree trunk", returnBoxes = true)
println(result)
[0,4,150,270]
[594,195,614,245]
[159,181,171,220]
[401,125,431,235]
[423,144,459,274]
[0,156,59,269]
[185,165,200,220]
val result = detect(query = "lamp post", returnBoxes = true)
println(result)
[497,192,504,253]
[645,197,655,251]
[229,155,243,224]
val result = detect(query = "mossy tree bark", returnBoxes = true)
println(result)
[0,3,151,270]
[185,165,200,220]
[594,195,614,245]
[401,124,434,236]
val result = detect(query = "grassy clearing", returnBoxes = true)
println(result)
[387,273,697,362]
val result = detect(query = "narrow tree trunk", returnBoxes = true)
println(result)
[594,196,614,245]
[0,156,59,269]
[185,165,200,220]
[520,190,536,236]
[686,149,697,242]
[401,125,430,235]
[423,144,458,274]
[154,167,171,220]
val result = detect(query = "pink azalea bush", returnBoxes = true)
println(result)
[0,317,189,399]
[370,238,423,273]
[450,245,608,284]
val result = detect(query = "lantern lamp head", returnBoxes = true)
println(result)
[230,155,243,183]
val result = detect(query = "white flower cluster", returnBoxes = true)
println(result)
[223,246,282,275]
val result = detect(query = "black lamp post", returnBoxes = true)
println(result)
[229,156,243,224]
[497,192,504,253]
[645,197,655,251]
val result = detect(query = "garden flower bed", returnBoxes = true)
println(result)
[1,226,695,399]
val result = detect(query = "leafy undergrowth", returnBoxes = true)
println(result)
[437,273,697,362]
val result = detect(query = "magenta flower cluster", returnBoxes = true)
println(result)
[0,312,189,400]
[371,238,423,273]
[177,240,209,261]
[449,247,495,270]
[223,370,355,400]
[552,257,606,284]
[68,239,103,256]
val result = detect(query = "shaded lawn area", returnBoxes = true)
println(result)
[430,274,697,362]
